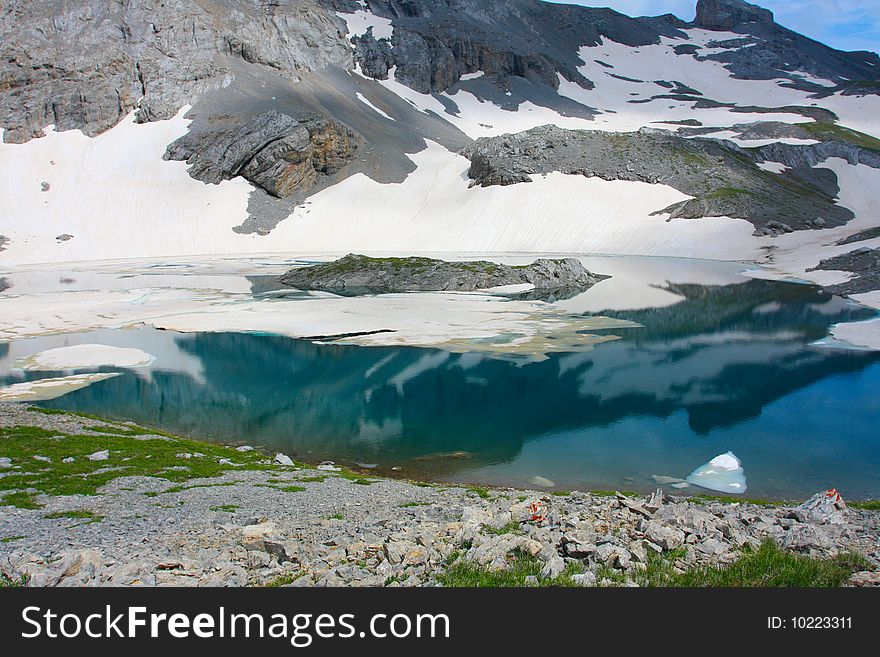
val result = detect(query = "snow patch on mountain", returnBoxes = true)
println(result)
[268,141,759,259]
[367,67,596,139]
[0,109,256,266]
[337,9,393,40]
[355,92,396,121]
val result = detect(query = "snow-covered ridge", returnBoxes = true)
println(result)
[1,0,879,349]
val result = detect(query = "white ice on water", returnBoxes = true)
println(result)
[13,344,155,371]
[0,373,122,402]
[685,451,748,494]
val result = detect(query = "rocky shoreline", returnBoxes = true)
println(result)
[1,404,878,587]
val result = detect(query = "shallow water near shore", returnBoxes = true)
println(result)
[1,254,879,500]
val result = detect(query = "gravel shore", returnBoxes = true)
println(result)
[1,403,878,587]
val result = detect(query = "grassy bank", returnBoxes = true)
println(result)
[438,541,872,588]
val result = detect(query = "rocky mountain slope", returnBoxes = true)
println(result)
[0,0,879,319]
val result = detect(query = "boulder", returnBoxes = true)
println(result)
[571,572,598,587]
[643,521,686,550]
[539,554,566,579]
[782,524,834,552]
[789,490,848,526]
[467,535,543,571]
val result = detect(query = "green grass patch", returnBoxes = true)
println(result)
[399,501,430,508]
[0,421,275,500]
[0,491,43,509]
[1,536,25,544]
[644,541,871,588]
[679,149,711,167]
[849,500,880,511]
[336,473,376,486]
[327,513,345,521]
[436,550,583,587]
[336,470,378,486]
[84,424,175,438]
[32,407,104,421]
[798,121,880,152]
[298,475,327,483]
[264,573,299,587]
[590,490,638,498]
[481,521,523,536]
[706,186,754,200]
[209,504,240,513]
[466,486,491,499]
[0,572,28,588]
[278,485,306,493]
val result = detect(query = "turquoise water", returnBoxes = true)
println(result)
[2,276,879,499]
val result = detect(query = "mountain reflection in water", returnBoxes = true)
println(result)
[7,278,879,498]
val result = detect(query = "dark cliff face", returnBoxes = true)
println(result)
[694,0,774,31]
[691,0,880,87]
[331,0,687,94]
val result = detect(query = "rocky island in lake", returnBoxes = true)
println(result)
[279,254,606,293]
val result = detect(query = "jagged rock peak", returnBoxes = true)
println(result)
[694,0,775,31]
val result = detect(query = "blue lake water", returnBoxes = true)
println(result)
[1,274,879,499]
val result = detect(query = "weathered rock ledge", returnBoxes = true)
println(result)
[164,111,359,199]
[278,254,606,293]
[808,247,880,297]
[1,404,877,588]
[462,124,858,232]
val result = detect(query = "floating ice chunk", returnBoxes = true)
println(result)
[0,373,122,402]
[685,451,747,494]
[13,344,155,371]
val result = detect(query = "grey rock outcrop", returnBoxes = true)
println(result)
[754,140,880,171]
[163,111,359,198]
[789,490,848,525]
[694,0,774,31]
[463,124,853,231]
[0,0,353,143]
[808,247,880,296]
[692,0,880,92]
[278,253,605,293]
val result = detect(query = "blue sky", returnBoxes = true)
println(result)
[548,1,880,54]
